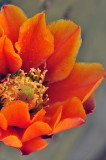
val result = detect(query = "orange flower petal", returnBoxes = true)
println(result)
[0,36,22,75]
[53,97,86,134]
[0,112,7,130]
[2,135,22,148]
[0,126,21,148]
[46,20,81,82]
[20,137,48,155]
[83,93,96,114]
[0,26,3,37]
[22,121,52,142]
[44,105,62,129]
[44,97,85,133]
[53,118,84,134]
[61,97,86,120]
[0,5,27,44]
[0,126,17,139]
[0,27,2,37]
[1,101,30,128]
[47,63,105,104]
[31,108,46,123]
[16,11,54,72]
[0,126,18,141]
[50,106,62,129]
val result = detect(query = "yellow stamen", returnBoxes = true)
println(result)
[0,68,48,110]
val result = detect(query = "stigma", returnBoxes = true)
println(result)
[0,68,49,111]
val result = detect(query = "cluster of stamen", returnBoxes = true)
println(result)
[0,68,49,111]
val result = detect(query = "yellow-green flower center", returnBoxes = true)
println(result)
[0,68,48,110]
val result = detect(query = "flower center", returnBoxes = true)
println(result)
[0,68,49,111]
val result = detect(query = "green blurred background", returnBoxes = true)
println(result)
[0,0,106,160]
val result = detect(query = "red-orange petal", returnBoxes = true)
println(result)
[0,112,7,130]
[0,126,17,139]
[0,36,22,75]
[31,108,46,123]
[0,5,27,44]
[22,121,52,142]
[53,97,86,134]
[16,11,54,72]
[0,27,2,37]
[53,118,84,134]
[1,100,30,128]
[83,93,96,114]
[44,105,62,129]
[61,97,86,120]
[50,106,62,129]
[47,63,105,104]
[46,20,81,82]
[0,26,3,37]
[0,126,18,141]
[20,137,49,155]
[2,135,22,148]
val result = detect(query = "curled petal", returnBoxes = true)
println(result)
[1,101,30,128]
[50,106,62,129]
[0,36,22,75]
[60,97,86,120]
[20,137,49,155]
[22,121,52,142]
[16,11,54,72]
[0,126,18,141]
[44,105,62,129]
[46,20,81,82]
[0,126,21,148]
[0,5,27,44]
[47,97,86,134]
[31,108,46,123]
[47,63,105,104]
[53,118,84,134]
[0,112,7,130]
[2,135,22,148]
[0,126,17,139]
[83,93,96,114]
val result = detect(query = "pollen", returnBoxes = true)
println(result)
[0,68,49,110]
